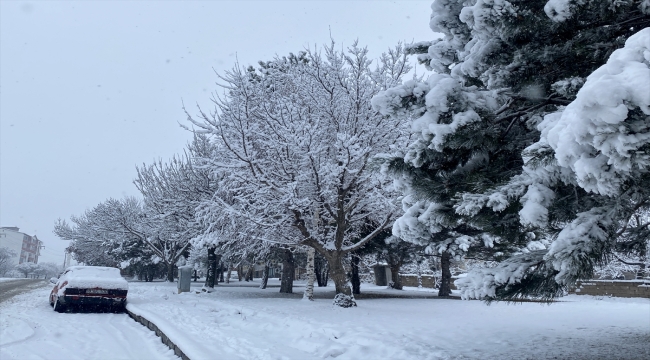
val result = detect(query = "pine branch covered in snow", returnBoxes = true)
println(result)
[459,27,650,300]
[375,0,649,301]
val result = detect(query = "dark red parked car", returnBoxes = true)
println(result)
[49,266,129,313]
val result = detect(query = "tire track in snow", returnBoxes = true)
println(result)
[0,317,36,347]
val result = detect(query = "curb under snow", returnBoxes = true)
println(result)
[126,304,195,360]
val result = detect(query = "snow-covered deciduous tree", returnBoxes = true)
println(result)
[54,209,137,268]
[187,43,411,298]
[62,235,122,268]
[0,247,17,276]
[54,197,189,282]
[303,247,316,300]
[14,262,38,278]
[55,136,221,283]
[33,262,61,279]
[135,134,219,284]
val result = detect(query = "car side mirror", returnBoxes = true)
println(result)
[50,277,58,284]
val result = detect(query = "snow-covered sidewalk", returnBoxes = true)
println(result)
[126,280,650,360]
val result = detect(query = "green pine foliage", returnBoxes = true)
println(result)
[375,0,650,301]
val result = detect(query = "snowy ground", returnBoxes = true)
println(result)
[0,283,179,360]
[0,279,647,360]
[0,278,23,283]
[124,279,649,360]
[0,279,49,304]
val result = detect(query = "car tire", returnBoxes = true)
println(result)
[113,303,126,313]
[53,297,66,313]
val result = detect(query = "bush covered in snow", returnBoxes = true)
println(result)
[332,293,357,308]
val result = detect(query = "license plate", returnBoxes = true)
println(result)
[86,289,108,294]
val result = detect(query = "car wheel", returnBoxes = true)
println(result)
[113,303,126,313]
[53,297,66,313]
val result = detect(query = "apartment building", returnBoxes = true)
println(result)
[0,227,42,265]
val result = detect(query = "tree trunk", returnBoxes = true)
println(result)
[326,251,351,296]
[205,247,217,288]
[166,262,175,283]
[245,264,254,281]
[237,265,243,281]
[637,264,646,280]
[260,262,270,289]
[280,249,294,293]
[146,265,154,282]
[315,254,329,287]
[219,262,225,282]
[389,263,402,290]
[315,256,323,286]
[351,253,361,295]
[322,265,329,287]
[226,262,232,284]
[215,255,222,285]
[438,251,452,297]
[304,247,315,300]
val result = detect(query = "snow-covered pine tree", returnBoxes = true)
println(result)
[187,43,411,301]
[374,0,650,301]
[457,26,650,300]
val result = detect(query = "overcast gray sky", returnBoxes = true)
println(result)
[0,0,434,265]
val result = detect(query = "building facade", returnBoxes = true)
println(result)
[0,227,42,265]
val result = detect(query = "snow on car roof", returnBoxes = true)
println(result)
[65,266,123,278]
[60,266,128,290]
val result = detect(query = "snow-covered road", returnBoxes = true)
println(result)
[0,285,179,360]
[0,279,47,304]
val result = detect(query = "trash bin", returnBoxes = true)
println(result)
[373,264,391,286]
[178,265,193,293]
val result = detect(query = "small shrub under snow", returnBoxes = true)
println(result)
[332,293,357,308]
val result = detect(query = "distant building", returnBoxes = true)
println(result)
[0,227,43,265]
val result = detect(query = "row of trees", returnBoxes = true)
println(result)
[54,136,217,283]
[0,248,61,279]
[55,42,422,305]
[55,0,649,304]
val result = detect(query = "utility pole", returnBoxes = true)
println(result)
[62,250,71,269]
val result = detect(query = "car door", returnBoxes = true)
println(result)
[51,271,68,301]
